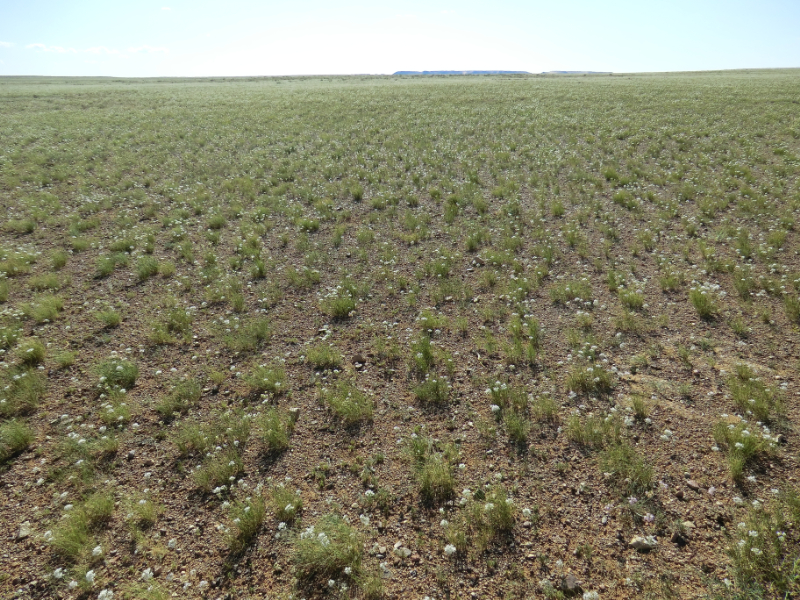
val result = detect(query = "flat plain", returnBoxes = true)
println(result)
[1,70,800,599]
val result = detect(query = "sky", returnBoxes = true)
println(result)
[0,0,798,77]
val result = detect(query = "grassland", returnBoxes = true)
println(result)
[0,70,799,599]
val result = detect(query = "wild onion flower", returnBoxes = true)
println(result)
[444,544,456,556]
[85,570,96,585]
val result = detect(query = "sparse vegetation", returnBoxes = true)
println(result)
[1,72,799,599]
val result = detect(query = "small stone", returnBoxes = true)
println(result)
[560,574,583,596]
[676,490,685,500]
[522,521,532,528]
[629,535,658,551]
[17,521,32,540]
[393,546,412,559]
[687,480,700,491]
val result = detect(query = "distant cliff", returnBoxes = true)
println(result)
[393,70,530,75]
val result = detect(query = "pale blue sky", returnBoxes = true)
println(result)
[0,0,798,76]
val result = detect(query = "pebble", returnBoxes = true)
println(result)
[17,521,32,540]
[560,573,583,596]
[629,535,658,551]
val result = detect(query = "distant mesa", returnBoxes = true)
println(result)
[392,70,611,76]
[541,71,612,75]
[393,70,530,75]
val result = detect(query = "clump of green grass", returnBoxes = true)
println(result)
[504,410,531,446]
[270,485,303,524]
[292,514,363,585]
[96,358,138,390]
[659,269,685,292]
[222,316,271,352]
[0,324,21,349]
[566,364,614,395]
[600,442,654,497]
[530,394,559,424]
[407,435,456,506]
[410,335,435,375]
[227,495,267,555]
[728,364,783,423]
[194,448,244,493]
[631,394,649,421]
[723,487,800,597]
[149,306,193,345]
[109,237,136,252]
[244,365,287,398]
[158,260,176,278]
[125,493,163,531]
[0,420,34,464]
[714,419,777,482]
[307,344,343,370]
[6,218,35,234]
[174,411,250,458]
[23,295,64,323]
[155,379,201,420]
[0,369,46,417]
[689,285,719,320]
[784,295,800,325]
[445,486,516,557]
[550,279,593,305]
[28,272,62,291]
[51,250,68,270]
[286,266,321,289]
[258,407,296,454]
[51,490,115,562]
[614,310,652,335]
[135,256,159,281]
[95,252,128,278]
[414,374,451,405]
[15,338,45,366]
[618,288,644,311]
[566,414,620,449]
[98,394,131,427]
[95,309,121,328]
[322,380,374,425]
[322,286,358,319]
